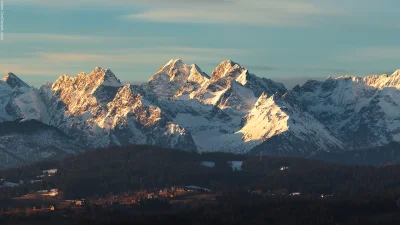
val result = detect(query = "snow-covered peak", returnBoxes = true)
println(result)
[235,70,250,85]
[0,74,49,123]
[145,59,211,99]
[2,73,30,89]
[52,67,122,93]
[162,58,184,70]
[217,60,236,69]
[240,90,344,156]
[237,92,289,147]
[392,69,400,77]
[88,67,122,87]
[188,64,209,85]
[151,59,189,82]
[328,69,400,90]
[210,60,246,82]
[109,84,144,108]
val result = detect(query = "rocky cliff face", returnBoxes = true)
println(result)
[39,67,196,150]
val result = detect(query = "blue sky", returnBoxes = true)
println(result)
[1,0,399,88]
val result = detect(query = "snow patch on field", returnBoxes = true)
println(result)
[229,161,243,171]
[200,161,215,168]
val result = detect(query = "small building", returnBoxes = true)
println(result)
[75,199,86,206]
[42,169,58,177]
[320,194,333,199]
[280,166,289,171]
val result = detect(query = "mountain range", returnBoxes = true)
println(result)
[1,59,400,167]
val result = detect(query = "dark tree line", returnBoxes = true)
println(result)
[1,144,400,201]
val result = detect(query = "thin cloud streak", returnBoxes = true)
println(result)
[0,63,65,76]
[12,0,327,26]
[0,46,248,78]
[9,0,232,7]
[28,46,247,63]
[124,0,325,26]
[3,33,170,43]
[337,47,400,62]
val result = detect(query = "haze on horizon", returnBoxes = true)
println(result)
[1,0,399,88]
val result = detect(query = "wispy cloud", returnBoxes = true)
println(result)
[245,65,279,71]
[0,46,247,78]
[124,0,325,26]
[9,0,230,7]
[31,46,245,64]
[10,0,326,26]
[5,33,95,42]
[0,63,64,76]
[299,67,348,74]
[3,33,168,44]
[337,47,400,62]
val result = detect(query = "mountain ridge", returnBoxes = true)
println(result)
[1,59,400,167]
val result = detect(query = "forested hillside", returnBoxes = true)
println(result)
[2,145,400,200]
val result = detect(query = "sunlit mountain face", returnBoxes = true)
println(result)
[0,59,400,167]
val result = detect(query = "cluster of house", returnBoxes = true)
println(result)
[91,186,200,206]
[0,205,56,216]
[31,205,55,212]
[249,189,301,197]
[249,189,334,199]
[36,189,59,197]
[36,169,58,178]
[90,187,177,206]
[280,166,289,171]
[61,199,87,207]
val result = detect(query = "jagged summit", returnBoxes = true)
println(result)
[2,72,30,88]
[219,60,238,68]
[211,60,244,82]
[190,64,210,77]
[52,67,122,92]
[145,59,212,99]
[156,59,209,79]
[150,59,189,83]
[391,69,400,77]
[88,67,122,87]
[153,59,193,78]
[188,64,209,84]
